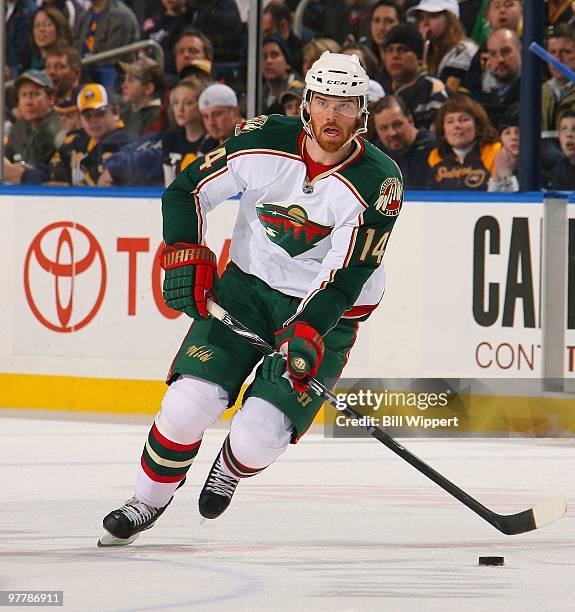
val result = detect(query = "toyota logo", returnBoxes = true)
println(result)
[24,222,107,332]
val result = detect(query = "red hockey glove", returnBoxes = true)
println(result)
[160,243,217,318]
[268,321,325,393]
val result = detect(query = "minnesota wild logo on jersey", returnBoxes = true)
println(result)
[256,203,332,257]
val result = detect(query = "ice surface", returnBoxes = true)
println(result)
[1,413,573,612]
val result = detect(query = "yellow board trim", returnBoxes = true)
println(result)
[1,373,575,435]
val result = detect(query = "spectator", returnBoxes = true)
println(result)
[471,28,521,128]
[464,0,523,97]
[6,0,37,79]
[198,83,241,143]
[425,95,501,190]
[488,104,519,191]
[408,0,478,94]
[44,46,82,108]
[41,0,86,33]
[142,0,194,77]
[341,40,381,79]
[53,95,82,144]
[75,0,140,85]
[368,0,403,68]
[542,23,575,136]
[472,0,522,46]
[371,95,436,189]
[4,70,61,184]
[263,2,304,74]
[302,38,341,75]
[548,1,575,28]
[28,5,74,70]
[262,35,299,114]
[382,24,448,129]
[279,81,305,116]
[544,111,575,189]
[187,0,244,63]
[345,0,376,43]
[48,83,130,185]
[118,57,167,136]
[173,28,214,80]
[162,77,218,185]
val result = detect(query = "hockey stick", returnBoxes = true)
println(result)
[206,299,567,535]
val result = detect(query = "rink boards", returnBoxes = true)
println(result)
[0,188,573,432]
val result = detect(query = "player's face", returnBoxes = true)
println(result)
[200,106,238,141]
[559,118,575,160]
[262,42,290,80]
[171,86,200,127]
[122,73,146,105]
[500,126,519,156]
[547,37,575,81]
[17,82,54,122]
[373,105,416,153]
[80,107,117,142]
[371,5,400,47]
[309,93,360,152]
[383,44,420,82]
[443,111,476,149]
[487,0,522,31]
[487,31,521,83]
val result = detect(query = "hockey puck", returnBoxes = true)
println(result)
[478,556,504,566]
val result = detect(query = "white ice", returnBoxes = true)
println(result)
[1,412,574,612]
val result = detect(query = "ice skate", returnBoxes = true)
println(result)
[97,496,169,547]
[198,454,240,519]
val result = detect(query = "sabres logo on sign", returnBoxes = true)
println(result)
[257,203,332,257]
[374,177,403,217]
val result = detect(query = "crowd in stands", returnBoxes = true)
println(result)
[3,0,575,191]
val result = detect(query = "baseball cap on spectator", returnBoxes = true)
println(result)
[368,79,385,104]
[263,34,292,66]
[198,83,238,110]
[279,80,305,105]
[117,57,166,92]
[15,69,54,92]
[384,24,424,59]
[407,0,460,18]
[77,84,110,112]
[179,57,213,79]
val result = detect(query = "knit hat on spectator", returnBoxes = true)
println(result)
[499,105,519,131]
[77,84,110,111]
[263,35,292,67]
[179,57,213,79]
[384,24,424,59]
[407,0,460,18]
[117,57,166,93]
[198,83,238,110]
[15,69,54,92]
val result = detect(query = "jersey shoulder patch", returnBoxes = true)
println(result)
[339,140,404,222]
[226,114,302,157]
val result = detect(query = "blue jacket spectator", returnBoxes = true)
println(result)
[103,133,164,186]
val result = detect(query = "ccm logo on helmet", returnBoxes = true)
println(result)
[326,80,348,85]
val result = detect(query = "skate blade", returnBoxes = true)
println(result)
[97,531,140,547]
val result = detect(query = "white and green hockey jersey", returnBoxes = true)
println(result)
[162,114,403,335]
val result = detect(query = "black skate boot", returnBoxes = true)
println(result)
[98,478,186,547]
[198,453,240,519]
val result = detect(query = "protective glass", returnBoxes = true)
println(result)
[309,96,360,118]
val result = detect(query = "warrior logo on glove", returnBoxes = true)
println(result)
[160,242,217,319]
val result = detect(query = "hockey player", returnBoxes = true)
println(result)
[99,52,404,546]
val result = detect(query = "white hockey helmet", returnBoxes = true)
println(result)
[301,51,370,145]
